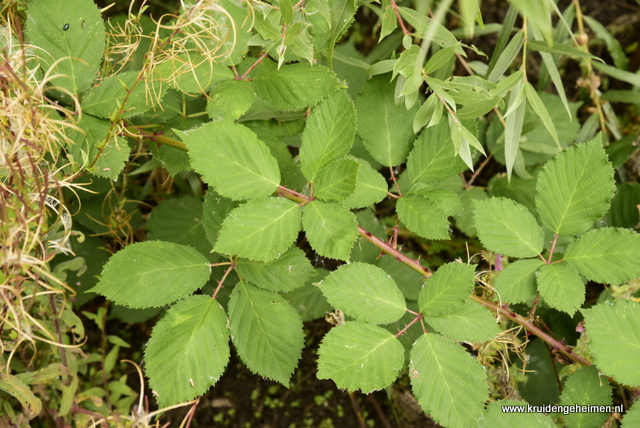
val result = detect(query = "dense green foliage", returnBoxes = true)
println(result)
[2,0,640,426]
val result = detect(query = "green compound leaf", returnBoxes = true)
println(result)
[410,333,488,428]
[583,299,640,387]
[343,158,388,209]
[564,228,640,285]
[419,262,476,317]
[91,241,211,309]
[26,0,105,94]
[228,282,304,385]
[473,197,544,258]
[206,79,255,121]
[356,75,419,167]
[408,184,463,216]
[317,322,404,393]
[397,194,450,240]
[147,196,212,257]
[559,366,612,428]
[535,137,616,236]
[214,197,301,262]
[314,159,359,202]
[253,63,340,111]
[536,263,584,316]
[82,71,151,119]
[318,262,406,324]
[427,300,501,343]
[476,399,555,428]
[299,90,357,182]
[202,189,239,249]
[65,114,131,180]
[176,121,280,201]
[144,296,229,407]
[494,259,544,304]
[236,247,315,293]
[522,81,560,149]
[406,121,470,184]
[302,201,358,261]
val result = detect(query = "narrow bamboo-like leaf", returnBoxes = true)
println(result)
[254,63,340,111]
[202,189,239,249]
[91,241,211,308]
[523,81,560,149]
[356,75,419,166]
[176,121,280,201]
[582,299,640,387]
[206,79,254,121]
[583,16,628,70]
[236,247,315,293]
[487,31,524,83]
[228,282,304,385]
[530,25,572,119]
[458,0,480,38]
[486,4,518,77]
[410,333,488,427]
[317,322,404,393]
[26,0,105,94]
[528,40,601,61]
[494,259,544,304]
[476,399,556,427]
[559,366,612,428]
[473,198,544,258]
[214,197,300,262]
[319,262,406,324]
[314,159,359,202]
[144,296,229,407]
[419,262,476,317]
[407,121,469,184]
[535,137,616,236]
[593,62,640,87]
[397,194,450,240]
[379,0,398,41]
[342,158,388,209]
[299,90,357,182]
[505,80,526,180]
[536,263,584,316]
[303,201,358,261]
[565,228,640,285]
[450,118,474,170]
[147,196,213,258]
[456,96,501,120]
[427,300,500,342]
[424,43,459,75]
[413,95,439,133]
[366,59,397,76]
[510,0,552,46]
[82,71,150,119]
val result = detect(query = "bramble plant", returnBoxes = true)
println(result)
[2,0,640,426]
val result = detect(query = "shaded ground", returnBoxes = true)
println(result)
[143,319,439,428]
